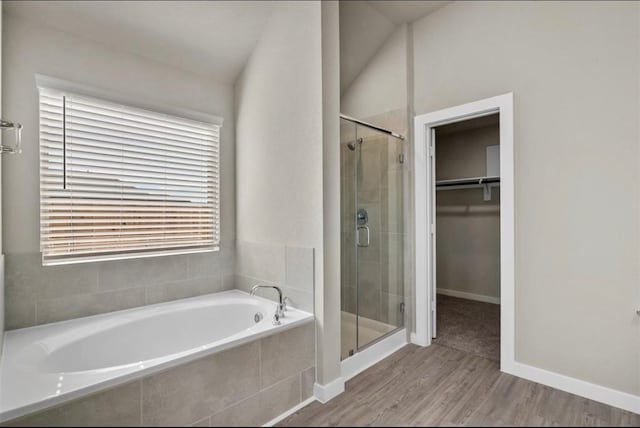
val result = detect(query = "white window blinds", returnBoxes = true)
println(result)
[39,87,220,265]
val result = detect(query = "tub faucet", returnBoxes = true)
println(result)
[250,285,285,325]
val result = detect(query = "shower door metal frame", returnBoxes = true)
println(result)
[341,114,406,356]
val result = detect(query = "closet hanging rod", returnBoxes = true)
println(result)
[436,176,500,188]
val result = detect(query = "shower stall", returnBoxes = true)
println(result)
[340,114,405,359]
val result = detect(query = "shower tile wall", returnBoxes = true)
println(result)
[340,109,407,332]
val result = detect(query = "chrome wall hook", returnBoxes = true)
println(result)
[0,120,23,154]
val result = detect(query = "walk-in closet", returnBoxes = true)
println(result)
[432,113,501,361]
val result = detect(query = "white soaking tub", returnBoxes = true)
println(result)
[0,290,313,422]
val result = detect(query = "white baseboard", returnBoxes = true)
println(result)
[437,288,500,305]
[341,329,407,381]
[262,396,316,427]
[410,331,427,346]
[510,362,640,415]
[411,332,639,414]
[313,377,345,404]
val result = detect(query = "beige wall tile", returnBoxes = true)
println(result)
[380,291,403,327]
[257,373,301,423]
[4,298,36,330]
[222,273,236,291]
[142,341,260,426]
[186,252,222,279]
[4,381,142,427]
[97,256,188,291]
[42,263,99,299]
[279,286,314,313]
[145,276,223,306]
[6,248,233,329]
[209,393,262,427]
[301,366,316,400]
[234,274,313,313]
[356,261,382,321]
[220,241,236,277]
[381,170,406,234]
[5,253,45,301]
[210,374,301,427]
[190,417,211,427]
[36,288,146,325]
[285,246,314,291]
[236,241,285,284]
[381,233,404,296]
[234,274,270,295]
[260,323,314,388]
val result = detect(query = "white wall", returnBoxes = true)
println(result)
[235,2,323,250]
[0,2,4,354]
[319,0,343,388]
[414,1,640,395]
[339,0,396,94]
[2,13,236,328]
[341,24,408,122]
[234,0,327,379]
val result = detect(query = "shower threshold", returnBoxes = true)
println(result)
[340,313,407,381]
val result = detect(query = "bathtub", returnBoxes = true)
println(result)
[0,290,314,422]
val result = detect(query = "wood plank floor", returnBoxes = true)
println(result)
[278,344,640,426]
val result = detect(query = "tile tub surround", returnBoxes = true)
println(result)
[235,240,315,313]
[2,322,315,427]
[4,242,236,330]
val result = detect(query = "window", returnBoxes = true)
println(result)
[39,86,220,265]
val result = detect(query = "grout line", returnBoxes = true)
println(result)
[139,380,144,426]
[209,371,303,423]
[258,337,263,390]
[299,371,303,403]
[284,245,288,287]
[209,390,261,421]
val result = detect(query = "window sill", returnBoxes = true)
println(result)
[42,246,220,266]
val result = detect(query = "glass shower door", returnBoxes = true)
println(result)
[354,125,405,350]
[340,117,405,359]
[340,118,358,359]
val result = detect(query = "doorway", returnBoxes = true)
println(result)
[413,94,515,373]
[432,114,501,361]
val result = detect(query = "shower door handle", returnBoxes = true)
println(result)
[357,225,370,247]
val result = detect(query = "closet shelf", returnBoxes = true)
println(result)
[435,176,500,189]
[436,176,500,201]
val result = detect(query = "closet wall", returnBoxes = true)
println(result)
[435,122,500,302]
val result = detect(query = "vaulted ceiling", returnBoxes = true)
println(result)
[4,0,275,84]
[5,0,449,90]
[340,1,449,93]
